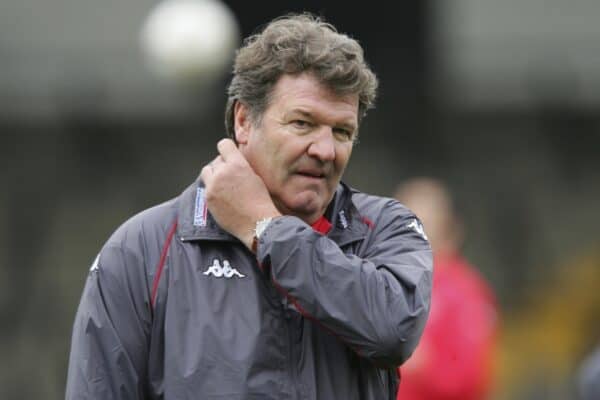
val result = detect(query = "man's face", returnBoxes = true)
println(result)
[235,73,359,224]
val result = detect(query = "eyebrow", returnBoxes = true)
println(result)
[286,109,357,132]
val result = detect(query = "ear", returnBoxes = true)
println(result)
[234,101,252,145]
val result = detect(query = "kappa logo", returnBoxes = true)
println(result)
[89,254,100,272]
[203,259,245,279]
[407,219,429,241]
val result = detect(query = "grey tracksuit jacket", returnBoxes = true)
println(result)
[66,180,432,399]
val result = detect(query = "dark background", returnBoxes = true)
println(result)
[1,1,599,399]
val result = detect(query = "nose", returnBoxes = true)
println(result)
[307,127,336,162]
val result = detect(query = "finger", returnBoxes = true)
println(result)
[217,138,245,164]
[200,164,213,185]
[200,156,220,183]
[211,155,225,169]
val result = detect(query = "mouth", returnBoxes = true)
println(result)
[296,170,326,180]
[297,172,325,179]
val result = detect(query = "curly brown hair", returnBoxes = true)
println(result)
[224,12,378,139]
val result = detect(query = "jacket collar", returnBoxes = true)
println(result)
[177,180,369,246]
[326,182,371,247]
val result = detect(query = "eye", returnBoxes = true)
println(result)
[333,128,354,142]
[291,120,312,129]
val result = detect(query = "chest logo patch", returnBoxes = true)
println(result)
[203,259,246,279]
[193,187,208,227]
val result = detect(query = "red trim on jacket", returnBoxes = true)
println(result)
[151,220,178,308]
[270,278,364,358]
[361,216,375,229]
[311,216,332,235]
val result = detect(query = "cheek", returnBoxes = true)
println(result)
[335,146,352,172]
[277,141,305,168]
[262,149,289,185]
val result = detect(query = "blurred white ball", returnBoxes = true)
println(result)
[140,0,240,85]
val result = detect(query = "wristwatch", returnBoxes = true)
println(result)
[251,217,273,253]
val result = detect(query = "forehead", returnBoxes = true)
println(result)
[268,73,359,122]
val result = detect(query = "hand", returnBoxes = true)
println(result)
[200,138,281,251]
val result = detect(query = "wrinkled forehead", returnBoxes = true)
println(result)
[268,73,359,119]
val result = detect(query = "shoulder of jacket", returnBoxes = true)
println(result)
[91,197,178,287]
[350,189,415,222]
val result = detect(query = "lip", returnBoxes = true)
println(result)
[295,166,327,178]
[296,171,326,180]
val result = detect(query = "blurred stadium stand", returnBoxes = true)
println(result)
[0,1,598,399]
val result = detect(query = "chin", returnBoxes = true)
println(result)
[275,187,331,217]
[281,199,325,222]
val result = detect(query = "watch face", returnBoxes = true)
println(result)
[255,217,272,239]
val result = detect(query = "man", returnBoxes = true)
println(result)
[394,178,498,400]
[66,13,432,399]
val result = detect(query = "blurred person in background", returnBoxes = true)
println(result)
[576,341,600,400]
[394,178,499,400]
[65,13,433,399]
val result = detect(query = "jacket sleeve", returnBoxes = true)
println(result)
[65,244,152,400]
[256,201,433,368]
[578,345,600,400]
